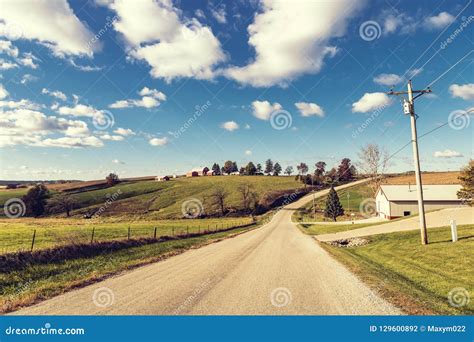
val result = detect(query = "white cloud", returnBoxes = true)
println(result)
[18,52,39,69]
[225,0,363,87]
[449,84,474,100]
[424,12,455,30]
[102,0,226,81]
[109,87,166,109]
[221,121,239,131]
[149,137,169,146]
[57,103,107,118]
[20,74,38,84]
[112,159,125,164]
[0,98,42,110]
[295,102,324,117]
[195,9,206,19]
[251,100,282,120]
[352,92,393,113]
[100,134,124,141]
[245,149,252,156]
[0,84,9,99]
[42,88,67,101]
[114,127,135,136]
[0,107,99,148]
[433,149,463,158]
[0,59,17,70]
[210,4,227,24]
[0,40,18,57]
[373,73,402,86]
[0,0,98,57]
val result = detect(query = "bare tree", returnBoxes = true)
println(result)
[46,193,78,217]
[237,183,258,213]
[357,143,389,195]
[211,187,228,216]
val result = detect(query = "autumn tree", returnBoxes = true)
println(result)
[458,159,473,206]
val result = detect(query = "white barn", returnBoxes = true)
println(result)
[375,184,463,219]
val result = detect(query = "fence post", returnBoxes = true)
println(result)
[128,226,131,240]
[90,227,95,244]
[198,227,200,234]
[30,229,36,252]
[172,227,175,236]
[154,227,157,239]
[187,226,189,235]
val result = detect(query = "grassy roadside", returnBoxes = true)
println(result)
[298,221,387,235]
[320,225,474,315]
[0,223,260,313]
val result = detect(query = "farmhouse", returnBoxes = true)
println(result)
[156,175,170,182]
[375,184,463,219]
[186,167,213,177]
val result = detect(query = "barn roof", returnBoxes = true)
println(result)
[378,184,462,201]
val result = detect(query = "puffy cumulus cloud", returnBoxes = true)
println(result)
[0,84,9,99]
[0,98,43,110]
[210,4,227,24]
[251,100,282,120]
[433,149,463,158]
[225,0,364,87]
[373,73,402,86]
[0,59,17,70]
[101,0,226,81]
[149,137,169,146]
[423,12,455,30]
[20,74,39,85]
[245,150,252,156]
[42,88,67,101]
[221,121,239,131]
[0,0,98,58]
[109,87,166,109]
[57,103,110,125]
[352,92,393,113]
[0,106,103,148]
[449,84,474,100]
[114,127,135,136]
[295,102,324,117]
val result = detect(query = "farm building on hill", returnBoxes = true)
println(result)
[375,184,463,219]
[186,167,213,177]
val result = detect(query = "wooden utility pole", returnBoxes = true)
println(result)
[388,80,431,245]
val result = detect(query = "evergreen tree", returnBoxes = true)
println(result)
[264,159,273,175]
[256,163,263,174]
[232,161,238,173]
[22,184,49,217]
[245,162,257,175]
[212,163,221,175]
[324,186,344,221]
[273,162,282,176]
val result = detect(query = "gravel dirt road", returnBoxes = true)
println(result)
[14,180,400,315]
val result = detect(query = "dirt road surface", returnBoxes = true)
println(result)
[14,180,400,315]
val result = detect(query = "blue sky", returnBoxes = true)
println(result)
[0,0,472,180]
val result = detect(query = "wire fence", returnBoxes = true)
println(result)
[0,220,256,255]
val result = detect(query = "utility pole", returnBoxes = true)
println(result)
[388,80,431,245]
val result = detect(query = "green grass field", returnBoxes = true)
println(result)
[321,225,474,315]
[294,183,373,222]
[0,216,256,254]
[0,176,304,219]
[0,224,257,313]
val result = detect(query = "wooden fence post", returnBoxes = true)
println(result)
[90,227,95,244]
[172,227,175,236]
[154,227,157,239]
[30,229,36,252]
[128,226,131,240]
[187,226,189,235]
